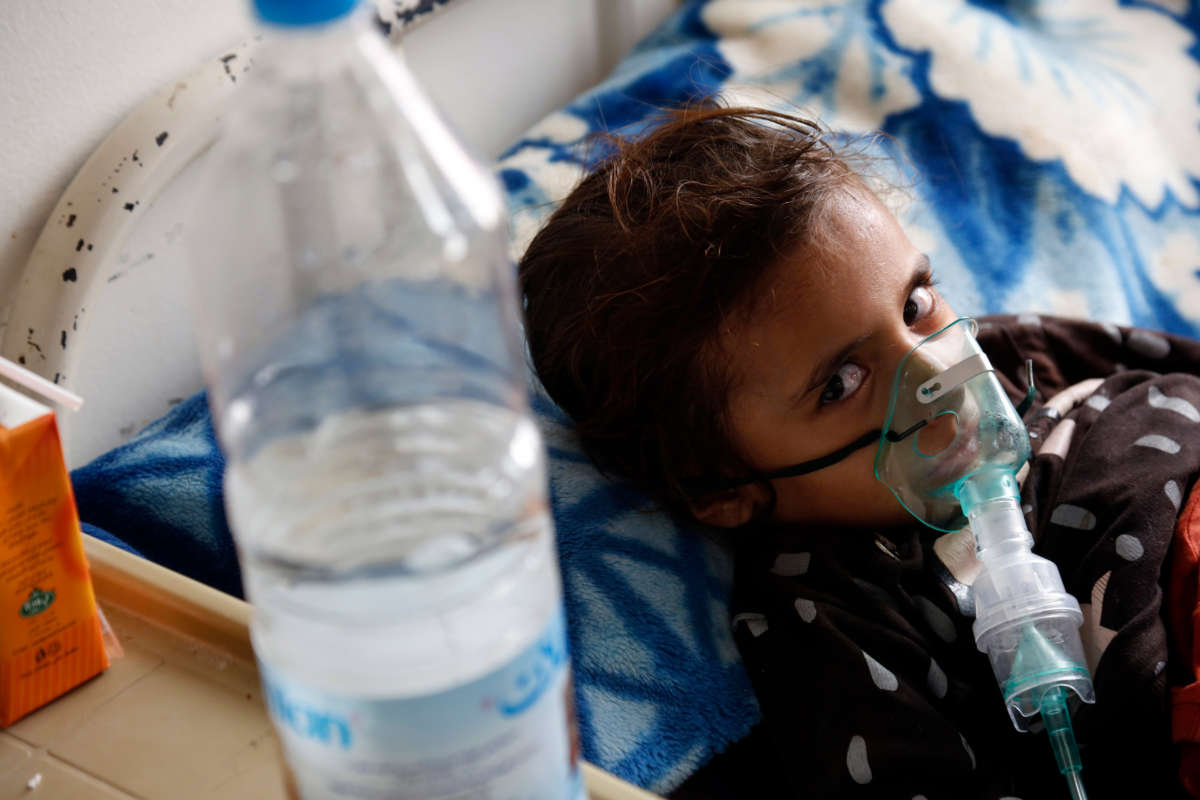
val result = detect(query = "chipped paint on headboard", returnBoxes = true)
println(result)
[1,43,251,389]
[0,42,253,466]
[379,0,460,38]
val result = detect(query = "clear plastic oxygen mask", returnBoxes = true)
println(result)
[874,318,1094,800]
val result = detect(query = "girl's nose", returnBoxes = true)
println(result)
[875,318,971,428]
[915,410,962,456]
[878,324,937,385]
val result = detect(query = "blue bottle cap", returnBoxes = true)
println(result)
[254,0,361,26]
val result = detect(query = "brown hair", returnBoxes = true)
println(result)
[518,104,863,519]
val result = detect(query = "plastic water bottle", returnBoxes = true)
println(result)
[185,2,583,798]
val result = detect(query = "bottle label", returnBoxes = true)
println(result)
[259,605,584,800]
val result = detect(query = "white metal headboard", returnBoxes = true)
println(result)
[1,43,247,467]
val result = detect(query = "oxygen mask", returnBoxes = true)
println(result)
[874,317,1030,532]
[873,317,1094,800]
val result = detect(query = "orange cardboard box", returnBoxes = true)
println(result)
[0,381,108,727]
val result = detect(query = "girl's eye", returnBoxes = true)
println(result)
[904,284,936,326]
[819,363,867,407]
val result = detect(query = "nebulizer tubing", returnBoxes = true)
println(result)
[874,318,1094,799]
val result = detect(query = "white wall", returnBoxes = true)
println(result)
[0,0,677,334]
[403,0,678,161]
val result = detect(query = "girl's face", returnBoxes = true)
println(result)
[713,187,958,530]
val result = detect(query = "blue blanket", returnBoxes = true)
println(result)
[74,0,1200,794]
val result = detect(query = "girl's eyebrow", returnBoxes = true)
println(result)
[795,253,934,403]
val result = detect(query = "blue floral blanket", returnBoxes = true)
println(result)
[74,1,1200,795]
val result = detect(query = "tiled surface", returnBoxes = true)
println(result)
[2,603,286,800]
[6,638,162,747]
[4,540,657,800]
[0,737,136,799]
[51,661,281,800]
[0,736,31,782]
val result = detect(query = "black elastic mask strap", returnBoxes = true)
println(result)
[758,428,884,482]
[684,420,929,496]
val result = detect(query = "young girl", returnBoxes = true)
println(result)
[519,105,1200,799]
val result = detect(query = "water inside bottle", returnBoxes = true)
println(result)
[226,400,562,698]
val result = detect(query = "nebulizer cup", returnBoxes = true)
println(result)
[874,318,1094,800]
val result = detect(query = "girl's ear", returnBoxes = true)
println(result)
[689,483,772,529]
